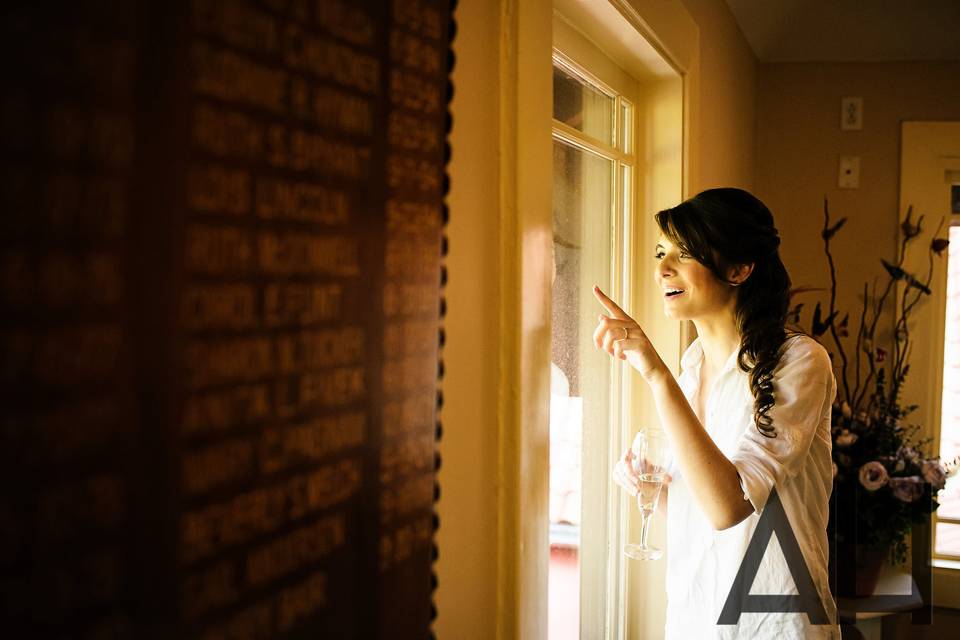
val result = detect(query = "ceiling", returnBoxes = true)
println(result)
[723,0,960,63]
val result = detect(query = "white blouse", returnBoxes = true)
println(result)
[664,334,841,640]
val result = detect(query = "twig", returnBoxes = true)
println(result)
[852,282,868,406]
[823,198,852,405]
[888,217,944,407]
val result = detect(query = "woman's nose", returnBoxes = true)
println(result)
[656,259,676,279]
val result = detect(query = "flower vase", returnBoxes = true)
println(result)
[835,541,890,597]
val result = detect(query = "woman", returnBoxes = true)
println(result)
[594,188,840,639]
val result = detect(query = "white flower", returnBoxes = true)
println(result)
[841,402,852,419]
[890,476,924,502]
[836,429,858,447]
[858,461,889,491]
[922,460,947,491]
[898,445,920,464]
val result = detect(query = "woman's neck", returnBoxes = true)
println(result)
[693,315,741,373]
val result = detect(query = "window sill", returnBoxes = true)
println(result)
[932,557,960,571]
[932,557,960,608]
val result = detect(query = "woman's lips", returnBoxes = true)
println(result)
[663,289,685,300]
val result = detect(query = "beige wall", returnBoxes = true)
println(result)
[755,62,960,400]
[442,2,960,637]
[436,0,506,638]
[680,0,758,192]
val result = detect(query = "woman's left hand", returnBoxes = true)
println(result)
[592,285,668,384]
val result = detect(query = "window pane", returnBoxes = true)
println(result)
[939,225,960,523]
[936,521,960,557]
[553,64,615,146]
[549,138,614,640]
[619,100,632,154]
[939,478,960,519]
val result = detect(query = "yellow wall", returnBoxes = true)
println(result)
[435,0,501,638]
[442,2,960,636]
[679,0,759,191]
[755,62,960,404]
[438,1,759,638]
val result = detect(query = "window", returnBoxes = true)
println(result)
[548,40,635,640]
[546,3,690,637]
[934,219,960,559]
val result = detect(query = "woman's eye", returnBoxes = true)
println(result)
[654,252,664,260]
[679,252,691,259]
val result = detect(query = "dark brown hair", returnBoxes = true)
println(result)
[655,188,791,438]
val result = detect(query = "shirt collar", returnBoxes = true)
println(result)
[680,337,741,376]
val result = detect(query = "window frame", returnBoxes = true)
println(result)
[932,216,960,562]
[549,43,637,639]
[538,2,694,638]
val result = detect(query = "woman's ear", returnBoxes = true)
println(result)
[728,263,754,286]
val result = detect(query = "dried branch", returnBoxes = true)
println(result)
[852,281,868,403]
[888,217,944,407]
[822,198,852,405]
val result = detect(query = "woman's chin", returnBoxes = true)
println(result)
[662,306,691,321]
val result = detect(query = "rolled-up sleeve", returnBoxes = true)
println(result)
[730,337,836,515]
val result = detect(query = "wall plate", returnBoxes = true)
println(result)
[841,96,863,130]
[839,155,860,188]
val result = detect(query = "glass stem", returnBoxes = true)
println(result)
[640,511,652,548]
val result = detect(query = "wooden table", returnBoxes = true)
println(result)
[837,564,924,640]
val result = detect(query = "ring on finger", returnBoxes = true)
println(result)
[621,327,628,340]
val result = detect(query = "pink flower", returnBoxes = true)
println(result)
[841,402,852,419]
[858,461,888,491]
[898,445,920,464]
[889,476,924,502]
[922,460,947,491]
[836,429,858,447]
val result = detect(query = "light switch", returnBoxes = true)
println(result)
[841,97,863,130]
[838,156,860,189]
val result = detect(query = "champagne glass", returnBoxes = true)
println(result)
[624,428,671,561]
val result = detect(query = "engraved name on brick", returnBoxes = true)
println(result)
[257,232,359,276]
[383,282,436,317]
[245,514,344,587]
[275,327,364,373]
[181,383,271,435]
[188,165,251,216]
[182,438,256,496]
[181,284,257,331]
[274,366,366,418]
[383,393,434,438]
[263,282,341,327]
[315,0,376,48]
[255,177,350,225]
[185,224,253,275]
[179,457,361,563]
[260,411,365,474]
[192,103,264,161]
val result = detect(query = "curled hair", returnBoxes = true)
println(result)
[655,188,792,438]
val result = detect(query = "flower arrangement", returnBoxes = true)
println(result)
[791,200,958,566]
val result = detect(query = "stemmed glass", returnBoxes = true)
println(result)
[623,428,671,561]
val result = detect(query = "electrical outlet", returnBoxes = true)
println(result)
[841,97,863,130]
[838,156,860,189]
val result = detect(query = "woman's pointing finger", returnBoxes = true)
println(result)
[593,285,629,319]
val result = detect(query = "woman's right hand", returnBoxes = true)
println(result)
[612,448,672,496]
